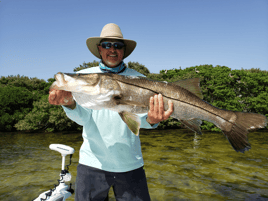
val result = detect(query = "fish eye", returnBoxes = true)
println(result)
[114,95,121,100]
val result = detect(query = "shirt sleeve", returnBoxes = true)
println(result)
[138,113,159,129]
[62,104,92,126]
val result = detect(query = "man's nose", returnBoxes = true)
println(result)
[110,45,116,52]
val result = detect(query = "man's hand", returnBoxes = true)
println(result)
[49,89,76,109]
[147,94,173,124]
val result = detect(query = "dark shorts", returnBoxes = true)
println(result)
[75,163,151,201]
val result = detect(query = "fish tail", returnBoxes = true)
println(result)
[222,112,267,153]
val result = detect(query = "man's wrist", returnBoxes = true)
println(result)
[64,101,76,110]
[146,117,155,126]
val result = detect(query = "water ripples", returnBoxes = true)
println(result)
[0,130,267,200]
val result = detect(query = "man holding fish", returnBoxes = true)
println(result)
[49,23,267,201]
[49,23,174,201]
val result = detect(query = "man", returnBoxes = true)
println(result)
[49,23,173,201]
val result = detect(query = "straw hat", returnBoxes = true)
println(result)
[86,23,137,59]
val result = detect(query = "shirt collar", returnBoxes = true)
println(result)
[99,61,126,74]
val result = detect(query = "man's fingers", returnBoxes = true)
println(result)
[164,100,174,118]
[154,94,159,113]
[61,91,74,105]
[49,90,56,100]
[158,94,164,110]
[49,90,73,105]
[49,90,57,103]
[158,94,164,119]
[149,97,154,111]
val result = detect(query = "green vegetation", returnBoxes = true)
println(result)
[1,62,267,133]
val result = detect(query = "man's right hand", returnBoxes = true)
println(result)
[49,89,76,109]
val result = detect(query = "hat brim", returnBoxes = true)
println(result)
[86,37,136,59]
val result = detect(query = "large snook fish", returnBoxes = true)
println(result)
[50,72,267,153]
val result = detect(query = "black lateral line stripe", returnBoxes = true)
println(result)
[113,76,231,124]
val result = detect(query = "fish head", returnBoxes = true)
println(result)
[50,72,101,95]
[50,72,124,110]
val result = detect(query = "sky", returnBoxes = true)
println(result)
[0,0,268,81]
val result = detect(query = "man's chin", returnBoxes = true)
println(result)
[106,61,120,67]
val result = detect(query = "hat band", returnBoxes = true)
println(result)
[101,35,123,39]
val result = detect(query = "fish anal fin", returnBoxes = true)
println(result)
[180,119,203,135]
[119,112,141,136]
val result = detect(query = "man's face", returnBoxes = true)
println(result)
[97,39,125,68]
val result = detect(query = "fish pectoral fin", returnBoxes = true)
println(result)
[180,119,203,135]
[119,112,141,136]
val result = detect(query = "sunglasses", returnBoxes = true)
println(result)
[99,42,125,49]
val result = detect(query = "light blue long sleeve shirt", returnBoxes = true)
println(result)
[62,67,158,172]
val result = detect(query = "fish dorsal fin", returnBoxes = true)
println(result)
[172,78,203,99]
[111,74,203,99]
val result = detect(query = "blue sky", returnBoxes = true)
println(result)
[1,0,267,81]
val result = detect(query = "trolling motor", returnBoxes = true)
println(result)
[32,144,75,201]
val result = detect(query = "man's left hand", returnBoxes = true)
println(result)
[147,94,174,124]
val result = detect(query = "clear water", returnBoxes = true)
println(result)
[0,129,267,201]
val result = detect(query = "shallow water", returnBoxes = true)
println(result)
[0,129,267,201]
